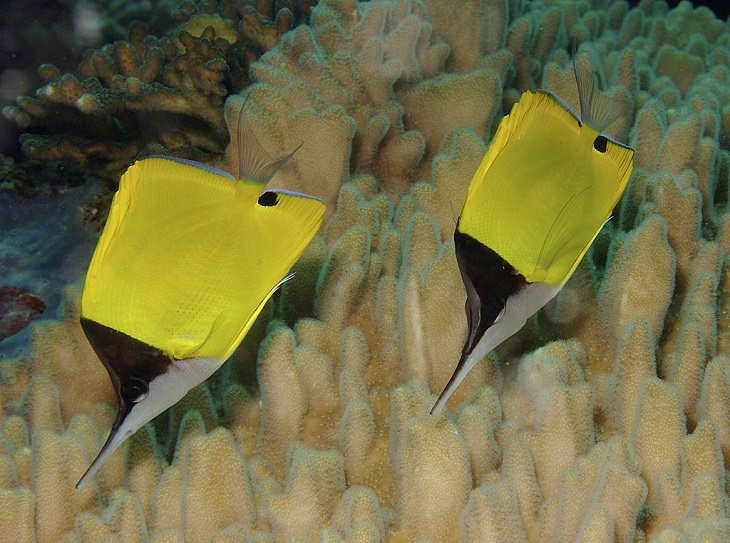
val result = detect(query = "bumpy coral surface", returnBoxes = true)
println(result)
[1,0,730,542]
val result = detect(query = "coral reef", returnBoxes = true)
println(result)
[1,0,730,542]
[2,0,315,182]
[3,21,234,180]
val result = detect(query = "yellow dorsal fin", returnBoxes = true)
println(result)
[82,156,325,360]
[458,90,633,285]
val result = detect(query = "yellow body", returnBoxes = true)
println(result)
[430,86,634,416]
[81,156,325,360]
[458,90,634,285]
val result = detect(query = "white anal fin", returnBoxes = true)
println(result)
[430,282,562,415]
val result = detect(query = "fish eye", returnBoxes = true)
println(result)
[121,377,148,404]
[593,135,608,153]
[258,192,279,207]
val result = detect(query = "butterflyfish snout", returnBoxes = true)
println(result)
[77,103,325,488]
[430,59,634,415]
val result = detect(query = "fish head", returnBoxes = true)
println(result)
[76,318,221,489]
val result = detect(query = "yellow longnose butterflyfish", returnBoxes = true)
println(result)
[77,98,325,488]
[431,59,634,415]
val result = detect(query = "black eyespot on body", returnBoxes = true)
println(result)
[593,135,608,153]
[258,191,278,207]
[121,377,149,404]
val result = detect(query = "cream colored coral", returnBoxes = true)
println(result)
[392,408,470,541]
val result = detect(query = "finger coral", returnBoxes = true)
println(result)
[1,0,730,542]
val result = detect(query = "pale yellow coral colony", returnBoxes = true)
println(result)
[1,0,729,541]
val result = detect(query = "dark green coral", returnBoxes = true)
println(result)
[3,1,317,183]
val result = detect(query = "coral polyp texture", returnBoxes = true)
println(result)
[2,0,730,541]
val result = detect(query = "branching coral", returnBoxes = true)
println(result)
[2,1,314,182]
[1,0,730,542]
[4,22,232,179]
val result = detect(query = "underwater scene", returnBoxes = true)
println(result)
[1,0,730,541]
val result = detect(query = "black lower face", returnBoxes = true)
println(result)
[80,318,171,423]
[429,230,529,415]
[453,229,528,357]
